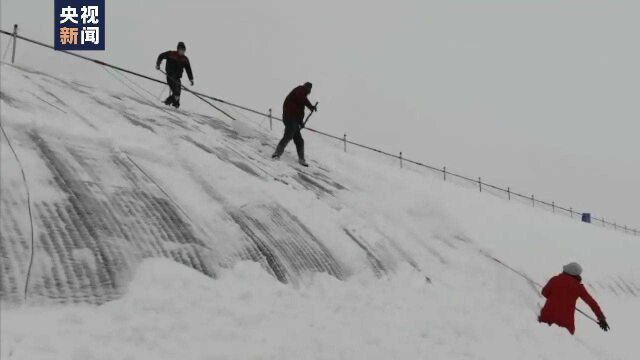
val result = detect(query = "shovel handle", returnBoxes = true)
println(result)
[303,102,319,126]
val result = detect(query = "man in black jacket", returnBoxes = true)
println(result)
[272,82,317,166]
[156,42,194,108]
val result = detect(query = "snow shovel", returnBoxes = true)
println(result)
[300,102,319,132]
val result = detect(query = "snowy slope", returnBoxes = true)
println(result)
[1,62,639,359]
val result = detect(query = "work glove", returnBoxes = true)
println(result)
[598,319,609,332]
[190,79,194,86]
[155,64,160,70]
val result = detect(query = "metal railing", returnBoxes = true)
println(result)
[1,26,637,238]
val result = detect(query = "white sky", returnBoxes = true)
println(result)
[1,0,638,228]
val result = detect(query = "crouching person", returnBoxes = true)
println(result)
[539,262,609,334]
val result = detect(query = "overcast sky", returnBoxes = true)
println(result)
[1,0,638,229]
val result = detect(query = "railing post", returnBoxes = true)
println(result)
[4,29,636,239]
[11,24,18,64]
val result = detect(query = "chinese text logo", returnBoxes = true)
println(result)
[55,0,105,50]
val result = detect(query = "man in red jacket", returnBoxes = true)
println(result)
[156,42,194,109]
[272,82,317,167]
[539,262,609,334]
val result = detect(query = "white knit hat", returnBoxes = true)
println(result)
[563,262,583,276]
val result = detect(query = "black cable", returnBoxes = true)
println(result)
[123,153,195,225]
[487,254,599,324]
[118,69,166,102]
[158,70,236,121]
[1,29,636,236]
[0,123,35,302]
[101,66,183,123]
[98,67,218,249]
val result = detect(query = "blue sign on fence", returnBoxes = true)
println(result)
[54,0,105,50]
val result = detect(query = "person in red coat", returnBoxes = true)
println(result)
[538,262,609,334]
[272,82,317,166]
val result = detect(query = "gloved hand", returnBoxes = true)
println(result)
[599,319,609,332]
[155,64,160,70]
[311,105,318,112]
[190,79,194,86]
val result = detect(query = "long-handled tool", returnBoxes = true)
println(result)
[302,102,319,129]
[158,69,236,121]
[487,254,600,324]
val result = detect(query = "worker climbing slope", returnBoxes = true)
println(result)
[156,41,194,109]
[272,82,317,167]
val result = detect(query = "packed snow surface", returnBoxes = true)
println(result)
[0,259,627,360]
[1,61,639,359]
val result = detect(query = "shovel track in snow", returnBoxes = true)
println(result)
[229,204,346,283]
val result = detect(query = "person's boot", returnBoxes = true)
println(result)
[272,142,286,160]
[172,98,180,109]
[164,95,173,105]
[296,144,307,166]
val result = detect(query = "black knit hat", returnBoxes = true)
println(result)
[177,42,186,51]
[303,82,312,89]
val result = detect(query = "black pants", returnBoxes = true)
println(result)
[274,119,304,160]
[167,76,181,99]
